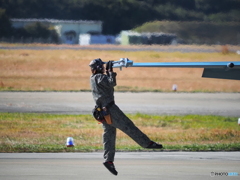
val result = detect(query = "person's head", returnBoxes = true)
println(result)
[89,58,105,74]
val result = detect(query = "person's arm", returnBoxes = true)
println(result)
[96,74,115,108]
[108,72,117,87]
[106,61,117,87]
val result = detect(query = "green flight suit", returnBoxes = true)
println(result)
[90,72,151,162]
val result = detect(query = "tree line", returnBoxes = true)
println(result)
[0,0,240,38]
[134,21,240,45]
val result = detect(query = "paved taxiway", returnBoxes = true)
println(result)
[0,152,239,180]
[0,92,240,116]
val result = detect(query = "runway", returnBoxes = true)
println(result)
[0,92,240,116]
[0,152,239,180]
[0,92,239,179]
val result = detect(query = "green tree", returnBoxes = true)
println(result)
[24,22,51,38]
[0,0,240,35]
[0,8,12,37]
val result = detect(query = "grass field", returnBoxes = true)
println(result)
[0,44,239,152]
[0,44,240,92]
[0,113,239,152]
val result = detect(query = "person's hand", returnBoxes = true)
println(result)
[106,61,113,72]
[109,61,113,72]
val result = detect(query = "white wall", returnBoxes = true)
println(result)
[53,22,102,44]
[79,34,116,45]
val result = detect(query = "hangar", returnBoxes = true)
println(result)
[11,18,102,44]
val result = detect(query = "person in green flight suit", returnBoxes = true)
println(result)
[89,58,163,176]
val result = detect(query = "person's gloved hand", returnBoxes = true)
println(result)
[106,61,113,72]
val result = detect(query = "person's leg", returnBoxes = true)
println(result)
[110,105,151,148]
[102,123,118,175]
[102,123,116,162]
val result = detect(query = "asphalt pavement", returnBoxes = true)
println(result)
[0,152,239,180]
[0,92,240,116]
[0,45,219,53]
[1,92,239,180]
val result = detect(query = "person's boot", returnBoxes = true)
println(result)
[146,141,163,149]
[103,161,118,176]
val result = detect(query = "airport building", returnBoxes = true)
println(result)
[11,18,103,44]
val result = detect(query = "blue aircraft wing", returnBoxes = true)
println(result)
[112,58,240,80]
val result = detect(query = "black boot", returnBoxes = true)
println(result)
[146,141,163,149]
[103,161,118,176]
